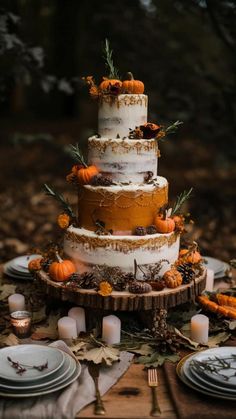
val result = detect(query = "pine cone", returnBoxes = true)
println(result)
[112,277,128,291]
[129,280,152,294]
[134,226,147,236]
[41,258,53,273]
[78,272,100,289]
[147,279,165,291]
[91,174,113,186]
[177,263,196,284]
[68,272,81,282]
[146,225,157,235]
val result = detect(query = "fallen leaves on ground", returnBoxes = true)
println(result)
[31,313,60,340]
[0,333,19,348]
[0,284,17,301]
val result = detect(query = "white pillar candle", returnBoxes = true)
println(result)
[68,307,86,334]
[191,314,209,344]
[102,315,121,345]
[8,294,25,313]
[58,316,77,341]
[205,268,214,291]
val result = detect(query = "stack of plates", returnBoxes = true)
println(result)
[3,255,41,280]
[177,347,236,400]
[203,256,230,279]
[0,345,81,398]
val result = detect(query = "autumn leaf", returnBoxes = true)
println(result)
[70,340,88,353]
[0,333,19,348]
[175,326,199,350]
[0,284,17,301]
[207,332,231,348]
[31,313,60,340]
[76,345,120,365]
[137,351,180,367]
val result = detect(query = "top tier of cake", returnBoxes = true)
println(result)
[98,94,147,138]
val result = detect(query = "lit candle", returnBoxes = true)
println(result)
[191,314,209,344]
[68,307,86,334]
[10,311,32,338]
[8,294,25,313]
[102,315,121,345]
[205,269,214,291]
[58,317,77,344]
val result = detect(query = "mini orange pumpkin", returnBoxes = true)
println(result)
[163,269,183,288]
[49,253,76,282]
[77,165,99,185]
[99,77,122,92]
[28,257,43,272]
[155,214,175,234]
[179,248,201,264]
[122,72,144,94]
[57,213,70,229]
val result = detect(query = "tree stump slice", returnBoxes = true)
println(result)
[36,269,207,312]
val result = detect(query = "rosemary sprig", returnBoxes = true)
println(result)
[69,144,87,167]
[7,357,48,375]
[171,188,193,215]
[103,38,119,79]
[191,355,236,382]
[165,120,183,135]
[44,184,75,218]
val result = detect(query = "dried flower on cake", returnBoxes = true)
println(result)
[140,123,161,139]
[98,281,113,296]
[57,213,70,229]
[28,257,43,272]
[82,76,100,99]
[172,215,185,233]
[128,127,144,139]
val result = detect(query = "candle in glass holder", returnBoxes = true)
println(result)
[205,268,214,291]
[191,314,209,344]
[102,315,121,345]
[58,316,77,344]
[8,294,25,313]
[10,311,32,338]
[68,307,86,334]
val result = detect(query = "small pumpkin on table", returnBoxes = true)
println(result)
[49,253,76,282]
[154,209,176,234]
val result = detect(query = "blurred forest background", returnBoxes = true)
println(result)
[0,0,235,262]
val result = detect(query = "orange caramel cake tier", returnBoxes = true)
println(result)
[77,176,168,233]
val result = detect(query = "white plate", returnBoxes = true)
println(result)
[203,256,225,275]
[214,262,231,279]
[188,364,236,394]
[3,266,33,280]
[0,352,74,390]
[0,362,81,398]
[185,347,236,388]
[177,356,236,400]
[0,345,65,382]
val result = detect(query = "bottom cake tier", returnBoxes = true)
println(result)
[64,226,180,277]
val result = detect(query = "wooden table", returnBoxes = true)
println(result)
[77,364,176,419]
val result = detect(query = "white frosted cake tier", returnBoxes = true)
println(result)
[88,136,159,183]
[98,94,147,138]
[64,226,180,278]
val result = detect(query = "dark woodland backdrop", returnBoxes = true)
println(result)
[0,0,235,262]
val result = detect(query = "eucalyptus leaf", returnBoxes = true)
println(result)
[137,351,180,367]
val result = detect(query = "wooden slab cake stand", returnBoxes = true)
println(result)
[36,270,206,337]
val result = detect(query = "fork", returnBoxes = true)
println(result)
[88,362,106,415]
[148,368,161,416]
